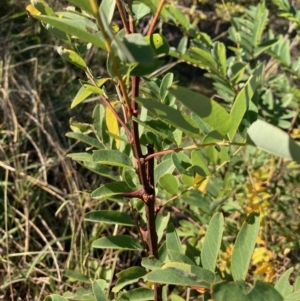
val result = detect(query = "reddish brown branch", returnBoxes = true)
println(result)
[113,5,162,299]
[144,192,158,257]
[144,142,246,162]
[130,76,148,188]
[117,188,144,198]
[99,94,132,139]
[144,145,158,259]
[147,0,167,35]
[127,0,135,33]
[86,75,132,139]
[115,0,130,34]
[146,144,155,191]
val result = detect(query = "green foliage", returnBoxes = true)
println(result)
[212,281,283,301]
[231,212,260,281]
[21,0,300,300]
[201,212,224,272]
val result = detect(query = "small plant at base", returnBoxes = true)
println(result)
[26,0,300,300]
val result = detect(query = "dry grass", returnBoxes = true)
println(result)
[0,1,97,299]
[0,2,137,299]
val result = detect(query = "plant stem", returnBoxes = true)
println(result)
[144,194,158,257]
[145,144,162,301]
[115,0,130,34]
[91,0,133,116]
[144,142,247,162]
[154,284,163,301]
[130,76,162,300]
[147,0,167,35]
[86,74,132,138]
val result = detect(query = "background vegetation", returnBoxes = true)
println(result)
[1,0,300,300]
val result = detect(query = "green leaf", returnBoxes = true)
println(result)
[165,5,190,31]
[69,119,92,133]
[141,257,163,270]
[92,150,133,168]
[158,241,168,263]
[123,34,155,65]
[159,174,178,195]
[132,3,151,20]
[93,279,109,301]
[213,42,227,76]
[113,267,147,293]
[181,173,193,186]
[66,132,104,149]
[85,210,134,226]
[172,152,191,174]
[31,15,105,50]
[44,295,69,301]
[212,280,283,301]
[45,23,71,45]
[83,162,119,181]
[71,85,93,108]
[169,86,231,136]
[284,290,300,301]
[228,63,264,141]
[93,104,105,140]
[247,119,300,163]
[65,270,90,283]
[169,295,185,301]
[167,251,195,264]
[100,0,116,25]
[154,159,175,183]
[140,0,169,20]
[65,0,95,15]
[133,118,173,141]
[156,212,170,244]
[166,223,182,253]
[177,36,188,54]
[294,276,300,291]
[91,181,133,199]
[270,36,291,66]
[219,147,230,164]
[107,30,133,65]
[135,97,200,137]
[131,59,163,76]
[160,73,174,102]
[62,287,94,301]
[274,267,294,297]
[201,212,224,272]
[202,130,224,144]
[253,39,279,57]
[228,62,247,85]
[57,47,87,70]
[144,268,203,287]
[56,11,98,31]
[117,288,154,301]
[251,2,269,47]
[31,0,56,16]
[92,235,143,250]
[272,0,291,11]
[67,152,93,162]
[123,168,138,189]
[188,47,217,71]
[105,131,128,147]
[168,49,204,69]
[231,212,260,281]
[71,78,109,109]
[83,84,104,95]
[161,262,214,286]
[145,33,170,56]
